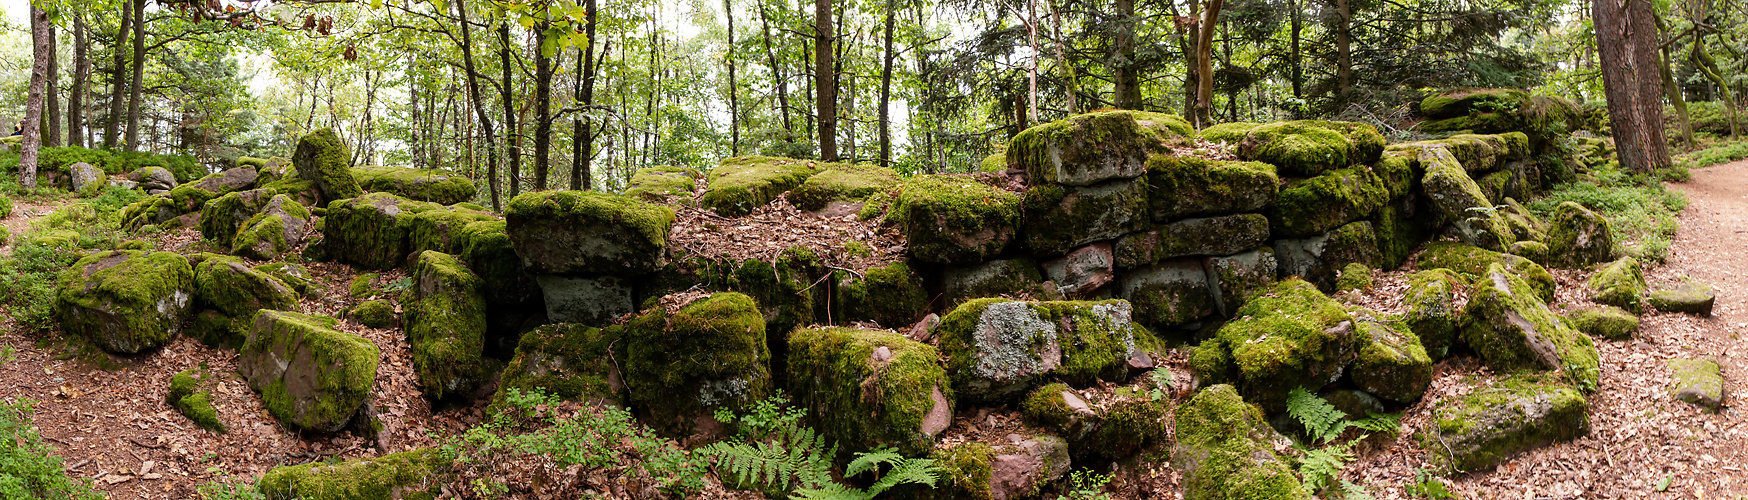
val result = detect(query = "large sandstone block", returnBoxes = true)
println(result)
[232,195,311,261]
[1271,166,1390,238]
[1236,120,1385,177]
[293,128,362,204]
[1417,146,1515,251]
[1008,110,1194,186]
[1206,248,1278,316]
[941,258,1047,307]
[240,311,379,433]
[1021,178,1149,257]
[700,156,822,216]
[536,275,633,327]
[1416,241,1554,302]
[1419,374,1588,473]
[1189,279,1357,412]
[622,292,772,437]
[1546,201,1614,268]
[834,261,929,327]
[351,166,478,205]
[938,299,1159,402]
[1119,258,1216,328]
[405,251,493,400]
[495,323,624,408]
[1403,269,1466,360]
[504,190,675,275]
[789,162,901,211]
[1463,263,1601,391]
[894,176,1021,264]
[624,165,703,203]
[1273,221,1382,292]
[323,193,443,270]
[1115,214,1269,268]
[1144,156,1277,221]
[55,250,194,354]
[1173,385,1309,500]
[788,327,953,456]
[192,254,299,347]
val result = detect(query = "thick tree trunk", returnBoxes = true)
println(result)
[455,0,502,210]
[1334,0,1353,103]
[1112,0,1141,109]
[878,0,896,169]
[758,2,793,135]
[1593,0,1671,173]
[46,22,59,147]
[105,2,131,149]
[125,0,146,151]
[533,22,553,191]
[814,0,837,161]
[572,0,599,191]
[22,6,50,189]
[725,0,740,156]
[70,15,88,148]
[498,22,522,197]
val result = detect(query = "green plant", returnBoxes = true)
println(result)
[1527,170,1687,262]
[1336,480,1378,500]
[1285,388,1401,494]
[1406,468,1463,499]
[0,398,103,499]
[0,344,15,365]
[702,395,836,495]
[1147,369,1174,402]
[1056,469,1114,500]
[791,446,940,500]
[196,469,265,500]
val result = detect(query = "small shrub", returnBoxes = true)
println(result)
[0,398,104,499]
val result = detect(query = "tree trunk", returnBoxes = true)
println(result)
[758,1,793,135]
[70,14,88,148]
[105,1,130,149]
[1659,39,1694,149]
[1334,0,1353,103]
[1692,36,1739,140]
[1289,0,1302,105]
[410,58,422,168]
[1193,0,1225,128]
[814,0,838,161]
[22,6,50,189]
[533,22,553,191]
[455,0,502,210]
[573,0,600,190]
[45,21,59,147]
[878,0,896,169]
[1112,0,1141,109]
[125,0,146,151]
[725,0,741,156]
[498,22,522,197]
[1593,0,1671,173]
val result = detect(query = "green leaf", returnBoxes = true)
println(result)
[1655,474,1672,492]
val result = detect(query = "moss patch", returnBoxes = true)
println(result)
[1021,178,1150,256]
[834,261,929,328]
[494,323,624,410]
[624,165,704,202]
[700,156,824,216]
[622,292,771,437]
[239,311,379,433]
[787,327,952,456]
[1009,110,1194,186]
[1200,279,1356,412]
[504,190,676,275]
[1351,321,1433,402]
[54,250,195,354]
[1172,384,1309,499]
[1403,269,1466,360]
[167,369,225,432]
[789,162,901,211]
[1463,263,1600,392]
[292,128,363,203]
[1586,257,1646,313]
[351,166,478,205]
[1237,120,1383,176]
[404,251,492,401]
[347,300,397,329]
[1416,241,1553,303]
[893,175,1021,263]
[1420,373,1588,474]
[257,448,445,500]
[1565,305,1638,341]
[1145,156,1278,221]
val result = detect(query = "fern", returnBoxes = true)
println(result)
[701,419,836,493]
[790,446,939,500]
[1285,387,1349,444]
[1350,412,1401,435]
[1296,441,1356,493]
[1337,480,1378,500]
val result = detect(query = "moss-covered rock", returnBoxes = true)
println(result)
[256,448,444,500]
[1545,202,1614,268]
[937,299,1158,402]
[1273,220,1382,292]
[920,443,996,500]
[454,220,537,307]
[232,195,312,261]
[1372,200,1431,270]
[1351,321,1433,402]
[724,247,822,378]
[167,369,225,432]
[1020,383,1097,441]
[1144,156,1278,221]
[1206,248,1279,317]
[622,292,771,437]
[624,165,703,202]
[1020,178,1148,257]
[700,156,823,216]
[240,311,378,433]
[194,255,300,347]
[941,258,1047,307]
[788,327,953,456]
[403,204,496,256]
[1586,257,1646,313]
[1198,280,1357,412]
[405,251,493,400]
[1335,262,1374,292]
[1420,88,1529,118]
[198,189,276,244]
[504,190,675,275]
[1237,120,1384,177]
[1172,384,1309,500]
[789,162,901,211]
[350,166,477,205]
[347,300,397,329]
[1419,374,1588,474]
[1507,240,1550,265]
[1041,243,1115,295]
[1009,110,1194,186]
[1270,166,1391,238]
[1668,358,1724,410]
[893,175,1021,263]
[834,261,929,328]
[1416,241,1554,303]
[1565,305,1637,341]
[256,262,316,296]
[1199,122,1259,143]
[1114,214,1269,269]
[1463,263,1600,391]
[293,128,363,204]
[495,323,624,408]
[1403,269,1466,360]
[1118,258,1216,328]
[1417,146,1514,251]
[1649,282,1715,315]
[54,250,194,354]
[323,193,442,270]
[978,153,1008,173]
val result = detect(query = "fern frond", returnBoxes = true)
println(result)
[1351,412,1401,435]
[843,446,903,479]
[790,484,866,500]
[864,457,939,496]
[1297,441,1356,493]
[1285,387,1349,444]
[702,420,836,493]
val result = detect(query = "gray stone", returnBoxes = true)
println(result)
[1649,282,1715,315]
[1205,248,1278,317]
[239,311,379,433]
[53,250,195,354]
[1115,214,1270,268]
[1463,263,1601,391]
[989,436,1072,500]
[1173,385,1309,499]
[232,195,311,261]
[538,275,634,327]
[68,162,105,193]
[1418,374,1589,473]
[1350,321,1433,403]
[1669,358,1724,410]
[942,258,1045,307]
[1119,258,1215,328]
[1022,178,1149,257]
[1042,242,1114,295]
[193,166,260,195]
[1273,221,1382,292]
[134,166,177,192]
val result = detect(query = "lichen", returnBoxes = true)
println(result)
[936,299,1060,402]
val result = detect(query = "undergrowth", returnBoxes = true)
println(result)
[0,398,103,499]
[1285,387,1401,495]
[704,394,942,500]
[1527,164,1687,262]
[1676,140,1748,171]
[0,185,145,330]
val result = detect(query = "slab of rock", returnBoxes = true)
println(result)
[199,189,275,244]
[192,255,299,347]
[624,165,704,202]
[699,156,822,216]
[405,251,493,400]
[1021,178,1149,257]
[133,166,177,192]
[453,220,537,307]
[1270,166,1390,238]
[1173,385,1310,499]
[1649,282,1715,315]
[323,193,443,270]
[1009,110,1194,186]
[938,299,1159,401]
[1205,248,1278,316]
[257,448,442,499]
[835,261,930,327]
[1042,243,1115,295]
[504,190,675,275]
[1145,157,1277,221]
[536,275,633,327]
[1417,241,1554,303]
[1115,214,1269,268]
[1237,120,1385,177]
[1119,258,1216,328]
[942,259,1045,307]
[1668,358,1724,410]
[69,162,105,194]
[1402,269,1466,360]
[1417,146,1514,251]
[1463,263,1600,391]
[1587,257,1646,313]
[1419,374,1589,473]
[293,128,362,204]
[896,175,1021,264]
[1546,201,1615,268]
[351,166,478,205]
[788,162,900,211]
[240,311,379,433]
[788,327,953,456]
[1351,321,1433,403]
[496,323,624,408]
[54,250,194,354]
[1565,305,1639,341]
[232,195,311,261]
[1022,384,1168,462]
[622,292,771,437]
[989,436,1072,500]
[1273,220,1382,292]
[1190,279,1358,411]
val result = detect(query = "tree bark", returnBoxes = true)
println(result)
[1659,39,1693,149]
[1334,0,1353,103]
[573,0,599,190]
[70,14,88,148]
[1193,0,1225,128]
[1112,0,1141,109]
[1289,0,1303,106]
[105,1,131,149]
[21,6,50,189]
[533,21,553,191]
[1593,0,1671,173]
[1691,35,1739,140]
[125,0,146,151]
[725,0,741,156]
[758,1,793,135]
[455,0,502,210]
[45,21,59,147]
[878,0,896,169]
[814,0,837,161]
[498,22,522,197]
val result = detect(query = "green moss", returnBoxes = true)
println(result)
[1668,358,1723,408]
[1048,300,1161,386]
[454,220,536,306]
[1172,385,1310,500]
[404,251,491,401]
[1420,373,1587,474]
[787,327,952,456]
[1419,88,1529,119]
[1207,279,1356,411]
[1091,396,1170,461]
[727,247,821,373]
[195,256,298,317]
[1351,321,1433,402]
[1462,263,1600,392]
[834,261,929,327]
[293,128,364,203]
[926,443,995,500]
[1009,110,1193,185]
[1189,338,1237,386]
[54,250,194,354]
[1144,156,1278,220]
[1565,305,1638,341]
[858,190,893,221]
[1648,282,1715,315]
[622,292,771,436]
[789,162,901,211]
[404,206,496,255]
[350,273,380,299]
[1415,242,1553,302]
[1372,202,1431,270]
[257,448,445,500]
[1403,269,1466,360]
[1114,214,1270,268]
[503,190,677,275]
[1021,178,1149,256]
[351,166,478,205]
[1586,257,1645,313]
[232,195,312,260]
[494,323,624,410]
[624,165,703,202]
[1020,383,1083,430]
[978,152,1008,173]
[893,175,1021,263]
[700,156,824,216]
[347,300,397,329]
[1335,262,1374,292]
[324,193,444,271]
[167,369,225,432]
[1415,146,1515,251]
[1199,122,1259,143]
[243,311,379,433]
[934,299,1057,402]
[1269,166,1390,238]
[198,190,270,243]
[1237,120,1383,176]
[1545,201,1615,268]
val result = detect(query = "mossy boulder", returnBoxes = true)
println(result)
[504,190,674,275]
[1197,280,1357,411]
[54,250,195,354]
[700,156,823,216]
[1020,383,1098,442]
[788,327,953,456]
[405,251,493,400]
[1507,240,1549,265]
[1020,178,1149,257]
[1172,384,1310,500]
[937,299,1158,402]
[232,195,312,260]
[351,166,477,205]
[1649,282,1715,315]
[622,292,771,437]
[1372,200,1432,271]
[323,193,442,270]
[167,369,225,432]
[789,162,901,211]
[1565,305,1638,340]
[1403,269,1467,360]
[495,323,624,408]
[1586,257,1646,313]
[1419,374,1588,474]
[919,443,996,500]
[1545,202,1614,268]
[239,311,379,433]
[1144,156,1278,221]
[454,220,537,307]
[1270,166,1390,238]
[403,204,497,256]
[292,128,362,204]
[257,448,444,500]
[1008,110,1194,186]
[193,255,300,347]
[1114,214,1269,269]
[893,175,1021,263]
[1273,220,1382,292]
[941,258,1047,307]
[834,261,929,328]
[1335,262,1374,292]
[347,300,397,329]
[1417,146,1514,251]
[257,262,316,296]
[624,165,703,202]
[1668,358,1724,410]
[1199,122,1259,143]
[1206,248,1279,317]
[198,189,276,244]
[724,247,822,360]
[1419,88,1530,119]
[1351,321,1433,402]
[1237,120,1385,177]
[1118,258,1217,328]
[1463,263,1601,391]
[1416,242,1554,303]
